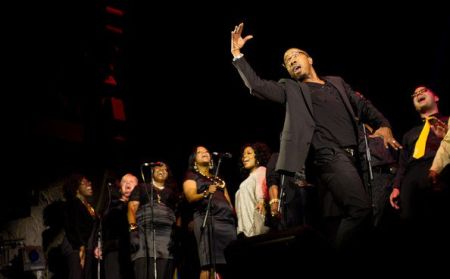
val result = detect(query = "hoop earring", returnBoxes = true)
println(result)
[209,160,214,170]
[194,162,199,171]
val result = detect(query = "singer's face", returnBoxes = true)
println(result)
[196,146,211,164]
[153,164,168,182]
[78,178,93,197]
[120,174,138,198]
[242,146,257,171]
[412,86,438,112]
[283,48,312,80]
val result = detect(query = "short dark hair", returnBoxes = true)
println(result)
[413,84,438,96]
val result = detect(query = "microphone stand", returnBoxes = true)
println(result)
[362,124,374,204]
[97,221,102,279]
[201,156,223,279]
[277,173,287,229]
[141,165,158,279]
[96,176,113,279]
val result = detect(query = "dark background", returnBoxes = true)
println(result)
[5,2,450,221]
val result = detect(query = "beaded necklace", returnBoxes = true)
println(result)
[195,169,225,189]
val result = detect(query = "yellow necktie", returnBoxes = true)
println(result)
[413,116,435,159]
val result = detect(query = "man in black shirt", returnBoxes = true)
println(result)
[231,22,401,255]
[389,86,449,261]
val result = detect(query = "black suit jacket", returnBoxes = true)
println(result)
[233,57,390,174]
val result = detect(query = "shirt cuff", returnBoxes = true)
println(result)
[232,53,244,61]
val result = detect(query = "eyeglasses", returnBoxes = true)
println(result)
[411,88,428,98]
[284,51,308,66]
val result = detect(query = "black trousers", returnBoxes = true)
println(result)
[363,169,394,228]
[399,160,450,221]
[314,148,372,253]
[395,161,450,271]
[399,161,450,238]
[279,182,319,229]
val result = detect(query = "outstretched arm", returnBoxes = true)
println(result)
[231,22,253,58]
[231,22,286,103]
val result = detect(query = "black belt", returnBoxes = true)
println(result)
[372,164,397,175]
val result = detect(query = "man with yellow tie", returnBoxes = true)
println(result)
[389,85,449,259]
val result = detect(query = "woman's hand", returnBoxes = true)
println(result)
[256,201,266,215]
[79,246,86,269]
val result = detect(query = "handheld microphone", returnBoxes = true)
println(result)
[212,152,232,158]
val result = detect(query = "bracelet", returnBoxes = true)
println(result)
[129,223,138,232]
[202,190,209,199]
[232,53,244,61]
[269,199,280,205]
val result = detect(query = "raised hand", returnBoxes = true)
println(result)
[429,117,448,139]
[231,22,253,57]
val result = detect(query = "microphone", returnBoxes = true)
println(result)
[212,152,232,158]
[142,162,163,167]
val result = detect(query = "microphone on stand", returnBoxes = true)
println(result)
[212,152,232,159]
[106,179,115,188]
[141,162,164,167]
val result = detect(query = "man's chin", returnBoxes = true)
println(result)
[296,74,307,81]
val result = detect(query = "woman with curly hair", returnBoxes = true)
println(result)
[235,142,271,238]
[61,173,99,279]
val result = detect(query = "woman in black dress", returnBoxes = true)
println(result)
[183,146,236,279]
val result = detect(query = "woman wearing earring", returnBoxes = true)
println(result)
[235,142,271,238]
[182,146,236,279]
[128,162,178,279]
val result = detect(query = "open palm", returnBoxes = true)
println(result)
[231,22,253,55]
